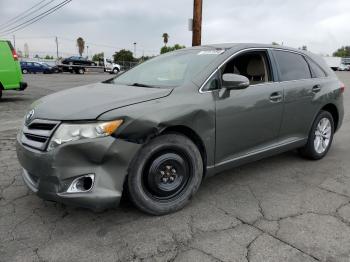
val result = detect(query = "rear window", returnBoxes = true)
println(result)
[307,58,327,78]
[274,51,311,81]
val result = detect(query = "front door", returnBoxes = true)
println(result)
[215,50,283,165]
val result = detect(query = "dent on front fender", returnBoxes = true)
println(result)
[98,91,216,167]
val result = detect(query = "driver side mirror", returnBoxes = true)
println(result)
[222,73,250,90]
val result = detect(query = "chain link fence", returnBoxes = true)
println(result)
[115,61,140,71]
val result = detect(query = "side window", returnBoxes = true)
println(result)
[274,51,311,81]
[202,71,220,91]
[222,51,272,85]
[306,58,327,78]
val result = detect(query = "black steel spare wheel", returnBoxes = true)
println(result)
[144,151,190,200]
[127,133,203,215]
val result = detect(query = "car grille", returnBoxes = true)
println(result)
[21,119,60,151]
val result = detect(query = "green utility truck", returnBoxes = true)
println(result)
[0,40,27,99]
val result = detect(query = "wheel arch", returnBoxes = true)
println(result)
[321,103,339,131]
[161,125,208,177]
[0,82,3,90]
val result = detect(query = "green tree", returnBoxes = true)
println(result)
[333,46,350,57]
[137,55,154,62]
[76,37,85,56]
[113,49,135,62]
[160,44,185,54]
[272,42,279,46]
[44,55,53,59]
[162,33,169,46]
[92,52,104,62]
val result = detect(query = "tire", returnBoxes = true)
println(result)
[112,68,119,74]
[127,133,203,215]
[22,69,28,74]
[75,68,85,75]
[299,110,334,160]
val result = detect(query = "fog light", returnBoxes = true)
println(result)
[67,174,95,193]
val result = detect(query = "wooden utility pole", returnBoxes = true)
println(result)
[192,0,202,46]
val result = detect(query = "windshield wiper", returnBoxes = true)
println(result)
[128,82,158,88]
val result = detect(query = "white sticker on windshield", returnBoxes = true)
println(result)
[197,50,225,55]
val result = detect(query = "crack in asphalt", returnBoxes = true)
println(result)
[216,206,321,261]
[245,233,264,262]
[317,185,350,199]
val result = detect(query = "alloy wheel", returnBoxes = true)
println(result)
[314,117,332,154]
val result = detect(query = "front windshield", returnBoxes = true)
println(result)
[114,49,224,88]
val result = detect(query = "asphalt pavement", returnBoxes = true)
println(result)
[1,72,350,262]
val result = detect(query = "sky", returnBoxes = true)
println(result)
[0,0,349,58]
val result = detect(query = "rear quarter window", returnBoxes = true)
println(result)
[274,50,311,81]
[306,58,327,78]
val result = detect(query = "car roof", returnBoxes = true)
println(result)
[184,42,331,71]
[189,43,306,54]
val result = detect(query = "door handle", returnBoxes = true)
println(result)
[269,92,283,103]
[312,84,321,93]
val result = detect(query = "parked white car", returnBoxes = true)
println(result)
[338,64,350,71]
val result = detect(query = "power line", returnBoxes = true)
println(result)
[0,0,71,35]
[0,0,47,28]
[0,0,56,31]
[0,0,72,36]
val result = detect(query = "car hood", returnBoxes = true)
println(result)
[30,83,173,120]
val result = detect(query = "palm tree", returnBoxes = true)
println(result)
[162,33,169,46]
[76,37,85,56]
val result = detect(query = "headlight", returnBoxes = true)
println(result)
[47,120,123,151]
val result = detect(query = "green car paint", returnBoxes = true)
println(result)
[0,40,26,97]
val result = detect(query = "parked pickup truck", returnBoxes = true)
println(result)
[104,58,121,74]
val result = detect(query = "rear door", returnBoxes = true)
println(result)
[272,50,320,140]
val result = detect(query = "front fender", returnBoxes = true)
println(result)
[98,88,216,166]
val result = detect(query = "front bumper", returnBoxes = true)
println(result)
[16,134,141,211]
